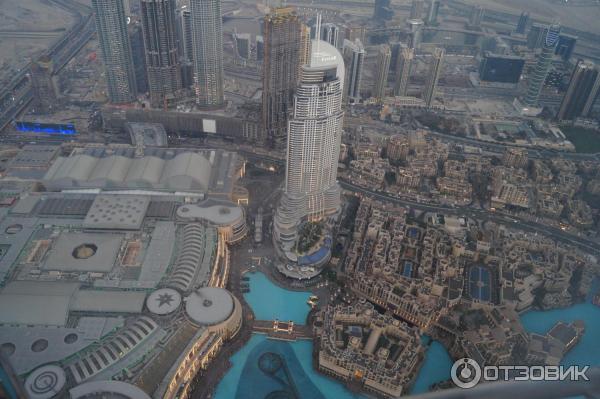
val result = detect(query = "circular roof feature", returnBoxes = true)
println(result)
[25,364,67,399]
[72,243,98,259]
[1,342,15,356]
[5,224,23,234]
[31,339,48,353]
[146,288,181,315]
[64,333,78,344]
[185,287,234,326]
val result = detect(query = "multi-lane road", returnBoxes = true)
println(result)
[166,137,599,256]
[338,180,600,256]
[0,0,94,132]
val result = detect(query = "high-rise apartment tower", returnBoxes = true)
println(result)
[92,0,138,103]
[557,61,600,121]
[342,39,365,103]
[190,0,224,107]
[423,47,444,107]
[140,0,182,108]
[394,46,414,96]
[523,23,560,107]
[410,0,425,20]
[374,44,391,100]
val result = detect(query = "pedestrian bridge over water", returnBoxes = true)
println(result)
[252,320,313,341]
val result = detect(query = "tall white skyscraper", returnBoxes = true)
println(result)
[190,0,224,107]
[274,39,345,273]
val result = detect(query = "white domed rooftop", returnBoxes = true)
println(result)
[309,39,344,81]
[184,287,234,326]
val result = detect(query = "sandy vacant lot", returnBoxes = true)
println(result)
[460,0,600,35]
[0,0,75,73]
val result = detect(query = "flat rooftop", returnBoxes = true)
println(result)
[83,195,149,230]
[43,232,123,273]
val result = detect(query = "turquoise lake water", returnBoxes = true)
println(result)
[214,272,453,398]
[242,272,312,324]
[216,272,600,398]
[520,279,600,368]
[411,339,454,394]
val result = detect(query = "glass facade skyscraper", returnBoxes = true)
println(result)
[524,24,561,107]
[190,0,224,107]
[92,0,137,104]
[140,0,182,108]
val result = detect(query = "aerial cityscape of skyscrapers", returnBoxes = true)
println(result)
[2,0,600,397]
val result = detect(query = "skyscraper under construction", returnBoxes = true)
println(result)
[262,7,305,144]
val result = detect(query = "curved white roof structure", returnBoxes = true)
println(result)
[43,152,212,192]
[161,152,211,191]
[88,156,132,186]
[125,157,165,187]
[309,39,345,84]
[185,287,234,326]
[44,155,97,187]
[68,316,159,384]
[176,202,243,226]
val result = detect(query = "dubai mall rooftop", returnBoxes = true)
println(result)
[0,146,247,399]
